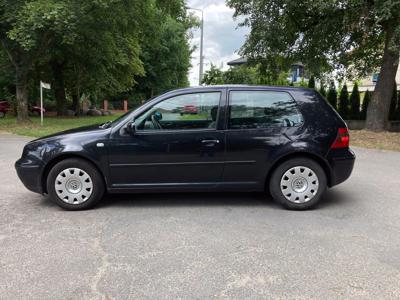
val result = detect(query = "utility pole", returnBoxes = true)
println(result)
[187,7,204,85]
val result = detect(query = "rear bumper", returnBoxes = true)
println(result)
[15,158,43,194]
[328,148,355,186]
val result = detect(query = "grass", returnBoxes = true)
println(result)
[0,114,123,138]
[350,130,400,152]
[179,113,209,120]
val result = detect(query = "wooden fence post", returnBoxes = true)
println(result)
[103,100,108,111]
[123,100,128,112]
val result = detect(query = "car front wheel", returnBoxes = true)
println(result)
[46,158,105,210]
[0,111,5,118]
[269,157,327,210]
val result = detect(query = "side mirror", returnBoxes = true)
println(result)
[125,121,136,135]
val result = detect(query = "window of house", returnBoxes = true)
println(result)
[228,91,303,129]
[135,92,221,131]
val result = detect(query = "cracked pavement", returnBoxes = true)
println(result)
[1,133,400,299]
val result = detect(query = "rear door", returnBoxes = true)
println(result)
[222,89,304,189]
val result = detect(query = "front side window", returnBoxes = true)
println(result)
[229,91,303,129]
[135,92,221,131]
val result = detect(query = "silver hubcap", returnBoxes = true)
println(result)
[55,168,93,204]
[280,166,319,203]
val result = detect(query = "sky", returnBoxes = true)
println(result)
[186,0,249,86]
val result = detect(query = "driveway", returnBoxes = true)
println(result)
[1,133,400,299]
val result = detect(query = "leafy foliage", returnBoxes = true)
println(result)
[128,4,193,101]
[307,76,315,89]
[227,0,400,130]
[338,85,350,119]
[361,90,371,120]
[0,0,193,120]
[350,83,361,120]
[227,0,400,77]
[201,64,225,85]
[319,84,327,98]
[327,83,337,109]
[202,64,290,86]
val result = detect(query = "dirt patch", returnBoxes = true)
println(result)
[350,130,400,152]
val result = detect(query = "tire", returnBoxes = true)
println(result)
[0,112,5,118]
[269,157,327,210]
[46,158,105,210]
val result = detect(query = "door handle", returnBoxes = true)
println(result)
[201,139,220,144]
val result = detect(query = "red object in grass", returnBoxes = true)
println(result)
[182,105,198,114]
[0,101,10,117]
[331,127,350,149]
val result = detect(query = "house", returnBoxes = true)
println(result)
[349,68,400,92]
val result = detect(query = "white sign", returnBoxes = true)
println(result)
[40,81,51,126]
[41,81,51,89]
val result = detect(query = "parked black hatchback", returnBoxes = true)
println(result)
[15,85,355,210]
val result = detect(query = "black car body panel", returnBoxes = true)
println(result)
[15,85,355,196]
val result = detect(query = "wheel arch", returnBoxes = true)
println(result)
[265,151,332,191]
[41,153,107,194]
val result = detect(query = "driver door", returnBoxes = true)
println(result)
[107,90,226,190]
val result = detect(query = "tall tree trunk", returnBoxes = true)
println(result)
[71,92,80,115]
[51,61,67,116]
[365,28,400,131]
[15,66,29,123]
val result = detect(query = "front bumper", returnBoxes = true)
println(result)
[328,148,356,186]
[15,158,43,194]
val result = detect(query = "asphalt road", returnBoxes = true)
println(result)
[1,133,400,299]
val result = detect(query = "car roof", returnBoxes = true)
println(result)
[167,85,312,93]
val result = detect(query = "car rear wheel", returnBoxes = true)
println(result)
[46,158,104,210]
[0,112,5,118]
[269,157,327,210]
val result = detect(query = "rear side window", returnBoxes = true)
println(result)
[228,91,303,129]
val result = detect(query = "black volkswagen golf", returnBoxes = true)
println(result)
[15,85,355,210]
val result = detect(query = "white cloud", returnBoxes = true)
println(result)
[187,0,249,86]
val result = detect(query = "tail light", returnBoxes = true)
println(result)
[331,128,350,149]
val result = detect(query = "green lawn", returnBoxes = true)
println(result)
[0,114,123,138]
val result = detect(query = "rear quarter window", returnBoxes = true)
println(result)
[228,90,303,129]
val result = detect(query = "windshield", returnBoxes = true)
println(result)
[100,110,132,128]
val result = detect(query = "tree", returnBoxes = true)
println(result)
[46,1,149,115]
[389,83,398,120]
[227,0,400,131]
[396,90,400,120]
[0,1,81,122]
[128,1,192,100]
[350,83,361,120]
[223,65,259,84]
[338,85,350,119]
[319,84,327,98]
[327,84,337,109]
[0,0,151,120]
[308,76,315,89]
[361,90,371,120]
[202,64,290,86]
[202,64,225,85]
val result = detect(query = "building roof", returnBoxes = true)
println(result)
[227,57,248,66]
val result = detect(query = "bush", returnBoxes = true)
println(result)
[319,84,327,98]
[350,83,361,119]
[361,90,371,120]
[338,84,350,119]
[327,83,337,109]
[308,76,315,89]
[396,91,400,119]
